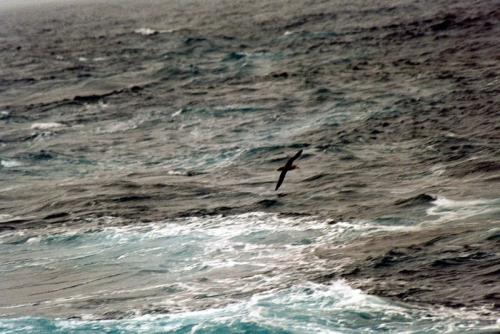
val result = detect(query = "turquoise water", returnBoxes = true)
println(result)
[1,211,498,333]
[0,282,496,334]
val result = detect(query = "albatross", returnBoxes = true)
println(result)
[275,149,302,191]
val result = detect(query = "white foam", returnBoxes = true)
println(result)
[0,213,383,315]
[30,122,64,130]
[167,170,185,175]
[427,196,500,223]
[134,28,158,36]
[1,211,496,332]
[171,108,183,117]
[101,214,411,307]
[0,160,22,168]
[39,280,496,333]
[0,214,14,222]
[26,236,42,244]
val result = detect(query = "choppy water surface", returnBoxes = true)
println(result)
[1,212,498,333]
[1,0,499,332]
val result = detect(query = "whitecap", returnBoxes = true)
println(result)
[1,212,497,332]
[167,170,184,175]
[30,122,64,130]
[426,196,500,222]
[0,159,22,168]
[134,28,158,36]
[2,281,493,333]
[26,236,41,244]
[0,214,13,222]
[171,108,183,117]
[84,100,109,112]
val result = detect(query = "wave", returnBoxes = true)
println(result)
[426,196,500,223]
[0,213,420,319]
[0,281,496,333]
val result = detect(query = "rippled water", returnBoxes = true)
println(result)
[1,0,499,332]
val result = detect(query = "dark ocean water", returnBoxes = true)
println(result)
[0,0,499,332]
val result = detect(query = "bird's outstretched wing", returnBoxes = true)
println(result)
[275,169,288,191]
[292,149,303,161]
[285,149,302,168]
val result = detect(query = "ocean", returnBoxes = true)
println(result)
[0,0,499,332]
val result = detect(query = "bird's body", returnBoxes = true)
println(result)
[275,149,302,191]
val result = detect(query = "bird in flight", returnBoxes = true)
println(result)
[275,149,302,191]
